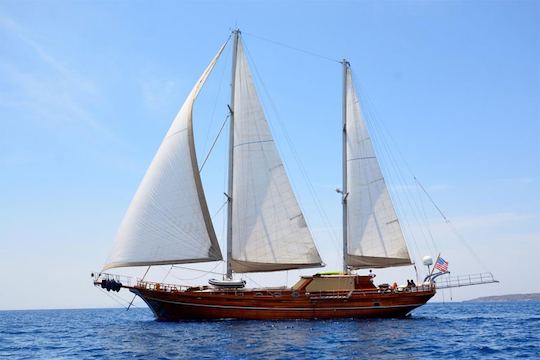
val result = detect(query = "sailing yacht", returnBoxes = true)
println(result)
[94,30,437,320]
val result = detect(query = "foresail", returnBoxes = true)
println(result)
[345,68,412,269]
[230,40,323,273]
[103,43,226,270]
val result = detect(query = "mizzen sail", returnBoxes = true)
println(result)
[103,43,226,270]
[345,66,412,269]
[230,39,323,272]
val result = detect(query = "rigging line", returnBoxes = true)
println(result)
[414,177,449,222]
[168,269,219,281]
[446,221,489,271]
[201,48,229,156]
[416,176,489,270]
[221,128,228,277]
[353,74,426,211]
[169,262,225,280]
[243,31,340,64]
[351,75,423,245]
[413,177,447,254]
[199,114,230,172]
[127,266,151,311]
[99,287,139,309]
[349,72,441,256]
[411,179,440,261]
[414,181,439,254]
[355,78,426,261]
[350,68,428,266]
[243,273,265,289]
[242,40,341,256]
[368,105,434,260]
[161,265,174,283]
[141,266,151,280]
[355,72,486,271]
[357,86,445,256]
[234,36,294,252]
[173,261,223,275]
[212,199,228,219]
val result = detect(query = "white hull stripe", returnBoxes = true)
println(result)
[135,293,425,312]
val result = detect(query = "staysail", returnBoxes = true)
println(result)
[230,39,323,272]
[345,66,412,269]
[103,43,226,270]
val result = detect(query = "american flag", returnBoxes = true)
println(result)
[435,257,449,272]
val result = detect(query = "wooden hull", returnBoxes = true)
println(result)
[130,286,435,321]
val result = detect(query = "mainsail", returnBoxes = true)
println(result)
[230,39,323,272]
[344,66,412,269]
[103,43,226,270]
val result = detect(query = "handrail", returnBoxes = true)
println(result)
[93,272,133,287]
[434,272,498,289]
[308,285,434,299]
[135,279,194,292]
[102,276,436,296]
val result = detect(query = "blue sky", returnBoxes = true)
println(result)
[1,1,538,310]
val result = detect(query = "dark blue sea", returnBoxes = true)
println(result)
[1,302,539,359]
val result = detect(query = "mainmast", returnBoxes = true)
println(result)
[226,29,240,279]
[341,59,350,274]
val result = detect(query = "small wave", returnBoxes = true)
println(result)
[1,304,539,358]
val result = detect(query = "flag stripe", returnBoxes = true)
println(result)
[435,257,448,272]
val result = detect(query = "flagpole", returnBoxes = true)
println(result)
[430,253,440,276]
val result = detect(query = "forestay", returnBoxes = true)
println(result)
[345,67,412,269]
[230,40,323,272]
[103,43,226,270]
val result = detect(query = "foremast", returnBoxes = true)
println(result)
[103,29,322,278]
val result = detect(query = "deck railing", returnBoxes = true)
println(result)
[95,274,436,297]
[134,280,194,292]
[93,272,133,287]
[299,284,435,300]
[434,272,498,289]
[131,280,435,298]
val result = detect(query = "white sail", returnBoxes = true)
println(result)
[103,43,226,270]
[230,40,323,272]
[345,67,412,269]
